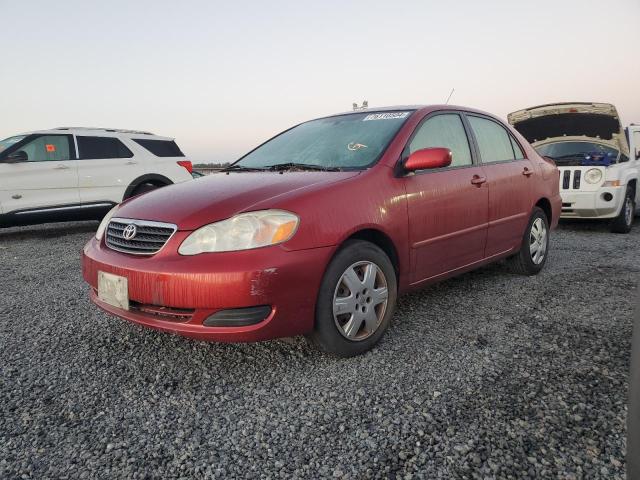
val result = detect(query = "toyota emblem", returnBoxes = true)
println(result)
[122,224,138,240]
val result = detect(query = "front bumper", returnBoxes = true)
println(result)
[82,234,334,342]
[560,186,625,219]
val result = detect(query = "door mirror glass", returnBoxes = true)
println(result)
[405,148,452,171]
[4,150,28,163]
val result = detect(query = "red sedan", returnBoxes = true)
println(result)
[83,105,561,357]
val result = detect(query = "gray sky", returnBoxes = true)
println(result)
[1,0,638,163]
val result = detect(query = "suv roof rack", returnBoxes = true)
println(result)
[54,127,155,135]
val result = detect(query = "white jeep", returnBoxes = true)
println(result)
[0,127,193,228]
[509,103,638,233]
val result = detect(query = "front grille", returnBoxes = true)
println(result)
[560,169,582,190]
[106,218,177,255]
[573,170,581,189]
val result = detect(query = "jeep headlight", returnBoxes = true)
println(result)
[178,210,299,255]
[96,205,119,241]
[584,168,603,184]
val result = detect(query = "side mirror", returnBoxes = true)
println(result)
[405,147,452,172]
[4,150,28,164]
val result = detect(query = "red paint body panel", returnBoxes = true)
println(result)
[83,237,334,341]
[404,166,489,284]
[82,105,562,342]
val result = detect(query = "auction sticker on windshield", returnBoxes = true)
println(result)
[98,271,129,310]
[363,112,410,121]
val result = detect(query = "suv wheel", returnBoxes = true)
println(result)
[130,182,160,198]
[610,186,635,234]
[507,207,549,275]
[309,240,397,357]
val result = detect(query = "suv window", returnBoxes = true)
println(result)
[133,139,184,157]
[468,116,519,163]
[409,114,472,167]
[77,136,133,159]
[11,134,73,162]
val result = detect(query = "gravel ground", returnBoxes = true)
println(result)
[0,219,636,479]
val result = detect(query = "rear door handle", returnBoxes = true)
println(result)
[523,167,534,177]
[54,164,70,170]
[471,175,487,186]
[125,161,138,165]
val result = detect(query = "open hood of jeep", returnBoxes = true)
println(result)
[508,103,626,148]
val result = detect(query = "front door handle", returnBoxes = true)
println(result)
[125,161,138,165]
[523,167,534,177]
[53,164,70,170]
[11,194,22,200]
[471,175,487,186]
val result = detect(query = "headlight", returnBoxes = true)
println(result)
[96,205,119,241]
[584,168,603,184]
[178,209,299,255]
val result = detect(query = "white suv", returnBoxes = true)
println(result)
[0,127,193,227]
[509,103,638,233]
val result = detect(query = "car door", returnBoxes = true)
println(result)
[76,135,143,205]
[0,134,79,214]
[466,115,535,257]
[403,112,489,284]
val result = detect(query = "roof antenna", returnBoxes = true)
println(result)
[445,88,455,105]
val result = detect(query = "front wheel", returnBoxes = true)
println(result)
[309,240,397,357]
[610,187,635,234]
[507,207,549,276]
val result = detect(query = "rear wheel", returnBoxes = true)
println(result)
[309,240,397,357]
[610,187,635,233]
[507,207,549,275]
[129,182,161,198]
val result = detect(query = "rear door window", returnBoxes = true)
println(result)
[408,113,473,167]
[77,136,133,159]
[468,116,517,163]
[133,139,185,157]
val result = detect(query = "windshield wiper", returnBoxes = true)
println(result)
[266,162,342,172]
[221,164,266,172]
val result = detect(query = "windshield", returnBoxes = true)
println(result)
[535,141,620,166]
[234,111,414,170]
[0,135,27,154]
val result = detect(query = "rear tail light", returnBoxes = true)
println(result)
[177,160,193,173]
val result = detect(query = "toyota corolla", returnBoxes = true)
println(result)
[82,106,561,356]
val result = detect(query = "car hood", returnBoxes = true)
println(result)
[507,102,629,154]
[115,170,361,230]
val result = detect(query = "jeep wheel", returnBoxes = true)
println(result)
[610,187,635,234]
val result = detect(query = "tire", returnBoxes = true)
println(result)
[309,240,398,357]
[129,182,160,198]
[610,187,635,234]
[507,207,549,276]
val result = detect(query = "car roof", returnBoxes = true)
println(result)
[19,127,175,141]
[322,104,504,121]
